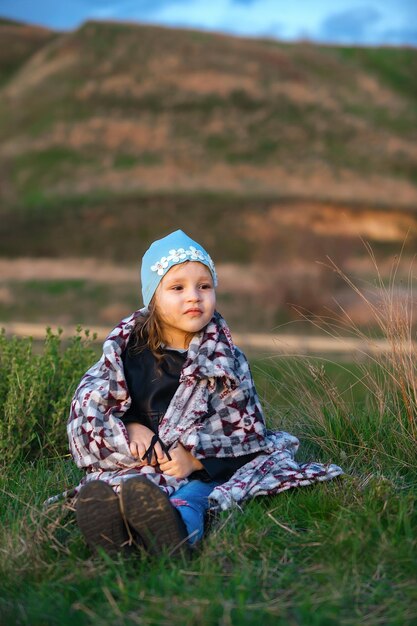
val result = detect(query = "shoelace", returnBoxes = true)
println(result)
[141,434,172,465]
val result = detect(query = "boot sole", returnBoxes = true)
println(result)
[120,477,190,557]
[76,481,129,556]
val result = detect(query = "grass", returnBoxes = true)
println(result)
[1,459,416,625]
[335,47,417,101]
[0,279,139,325]
[0,191,268,262]
[0,453,412,625]
[0,256,417,625]
[113,153,162,169]
[12,147,100,206]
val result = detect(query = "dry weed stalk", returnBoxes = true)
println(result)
[323,243,417,440]
[271,244,417,469]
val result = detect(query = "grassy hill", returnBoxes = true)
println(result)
[0,19,416,262]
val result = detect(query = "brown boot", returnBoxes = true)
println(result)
[120,476,190,557]
[76,481,131,556]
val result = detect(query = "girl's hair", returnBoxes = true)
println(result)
[130,298,165,361]
[130,298,194,360]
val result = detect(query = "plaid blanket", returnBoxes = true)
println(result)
[65,310,342,510]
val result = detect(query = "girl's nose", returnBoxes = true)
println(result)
[187,288,200,301]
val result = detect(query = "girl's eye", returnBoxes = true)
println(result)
[200,283,212,289]
[171,285,183,291]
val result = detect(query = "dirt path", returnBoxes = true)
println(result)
[0,257,274,293]
[1,257,414,355]
[0,257,139,283]
[1,320,400,355]
[0,256,319,297]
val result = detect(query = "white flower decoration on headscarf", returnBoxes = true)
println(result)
[168,248,187,262]
[150,246,217,285]
[150,256,169,275]
[188,246,205,261]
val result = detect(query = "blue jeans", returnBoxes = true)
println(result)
[170,480,219,545]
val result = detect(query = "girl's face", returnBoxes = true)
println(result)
[154,261,216,349]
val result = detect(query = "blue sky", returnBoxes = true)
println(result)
[1,0,416,46]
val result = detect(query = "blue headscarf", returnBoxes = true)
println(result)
[141,229,218,306]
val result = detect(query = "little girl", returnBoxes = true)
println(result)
[68,230,342,557]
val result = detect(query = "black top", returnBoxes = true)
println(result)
[121,336,258,481]
[122,340,187,433]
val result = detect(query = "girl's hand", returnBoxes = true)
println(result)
[126,423,164,466]
[159,443,203,479]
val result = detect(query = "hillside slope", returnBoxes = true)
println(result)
[0,20,416,260]
[0,18,56,88]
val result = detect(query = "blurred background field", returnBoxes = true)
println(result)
[0,17,416,345]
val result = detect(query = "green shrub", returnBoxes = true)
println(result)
[0,328,97,464]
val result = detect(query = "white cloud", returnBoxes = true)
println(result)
[319,6,382,44]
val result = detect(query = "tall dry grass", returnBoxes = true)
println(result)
[265,245,417,474]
